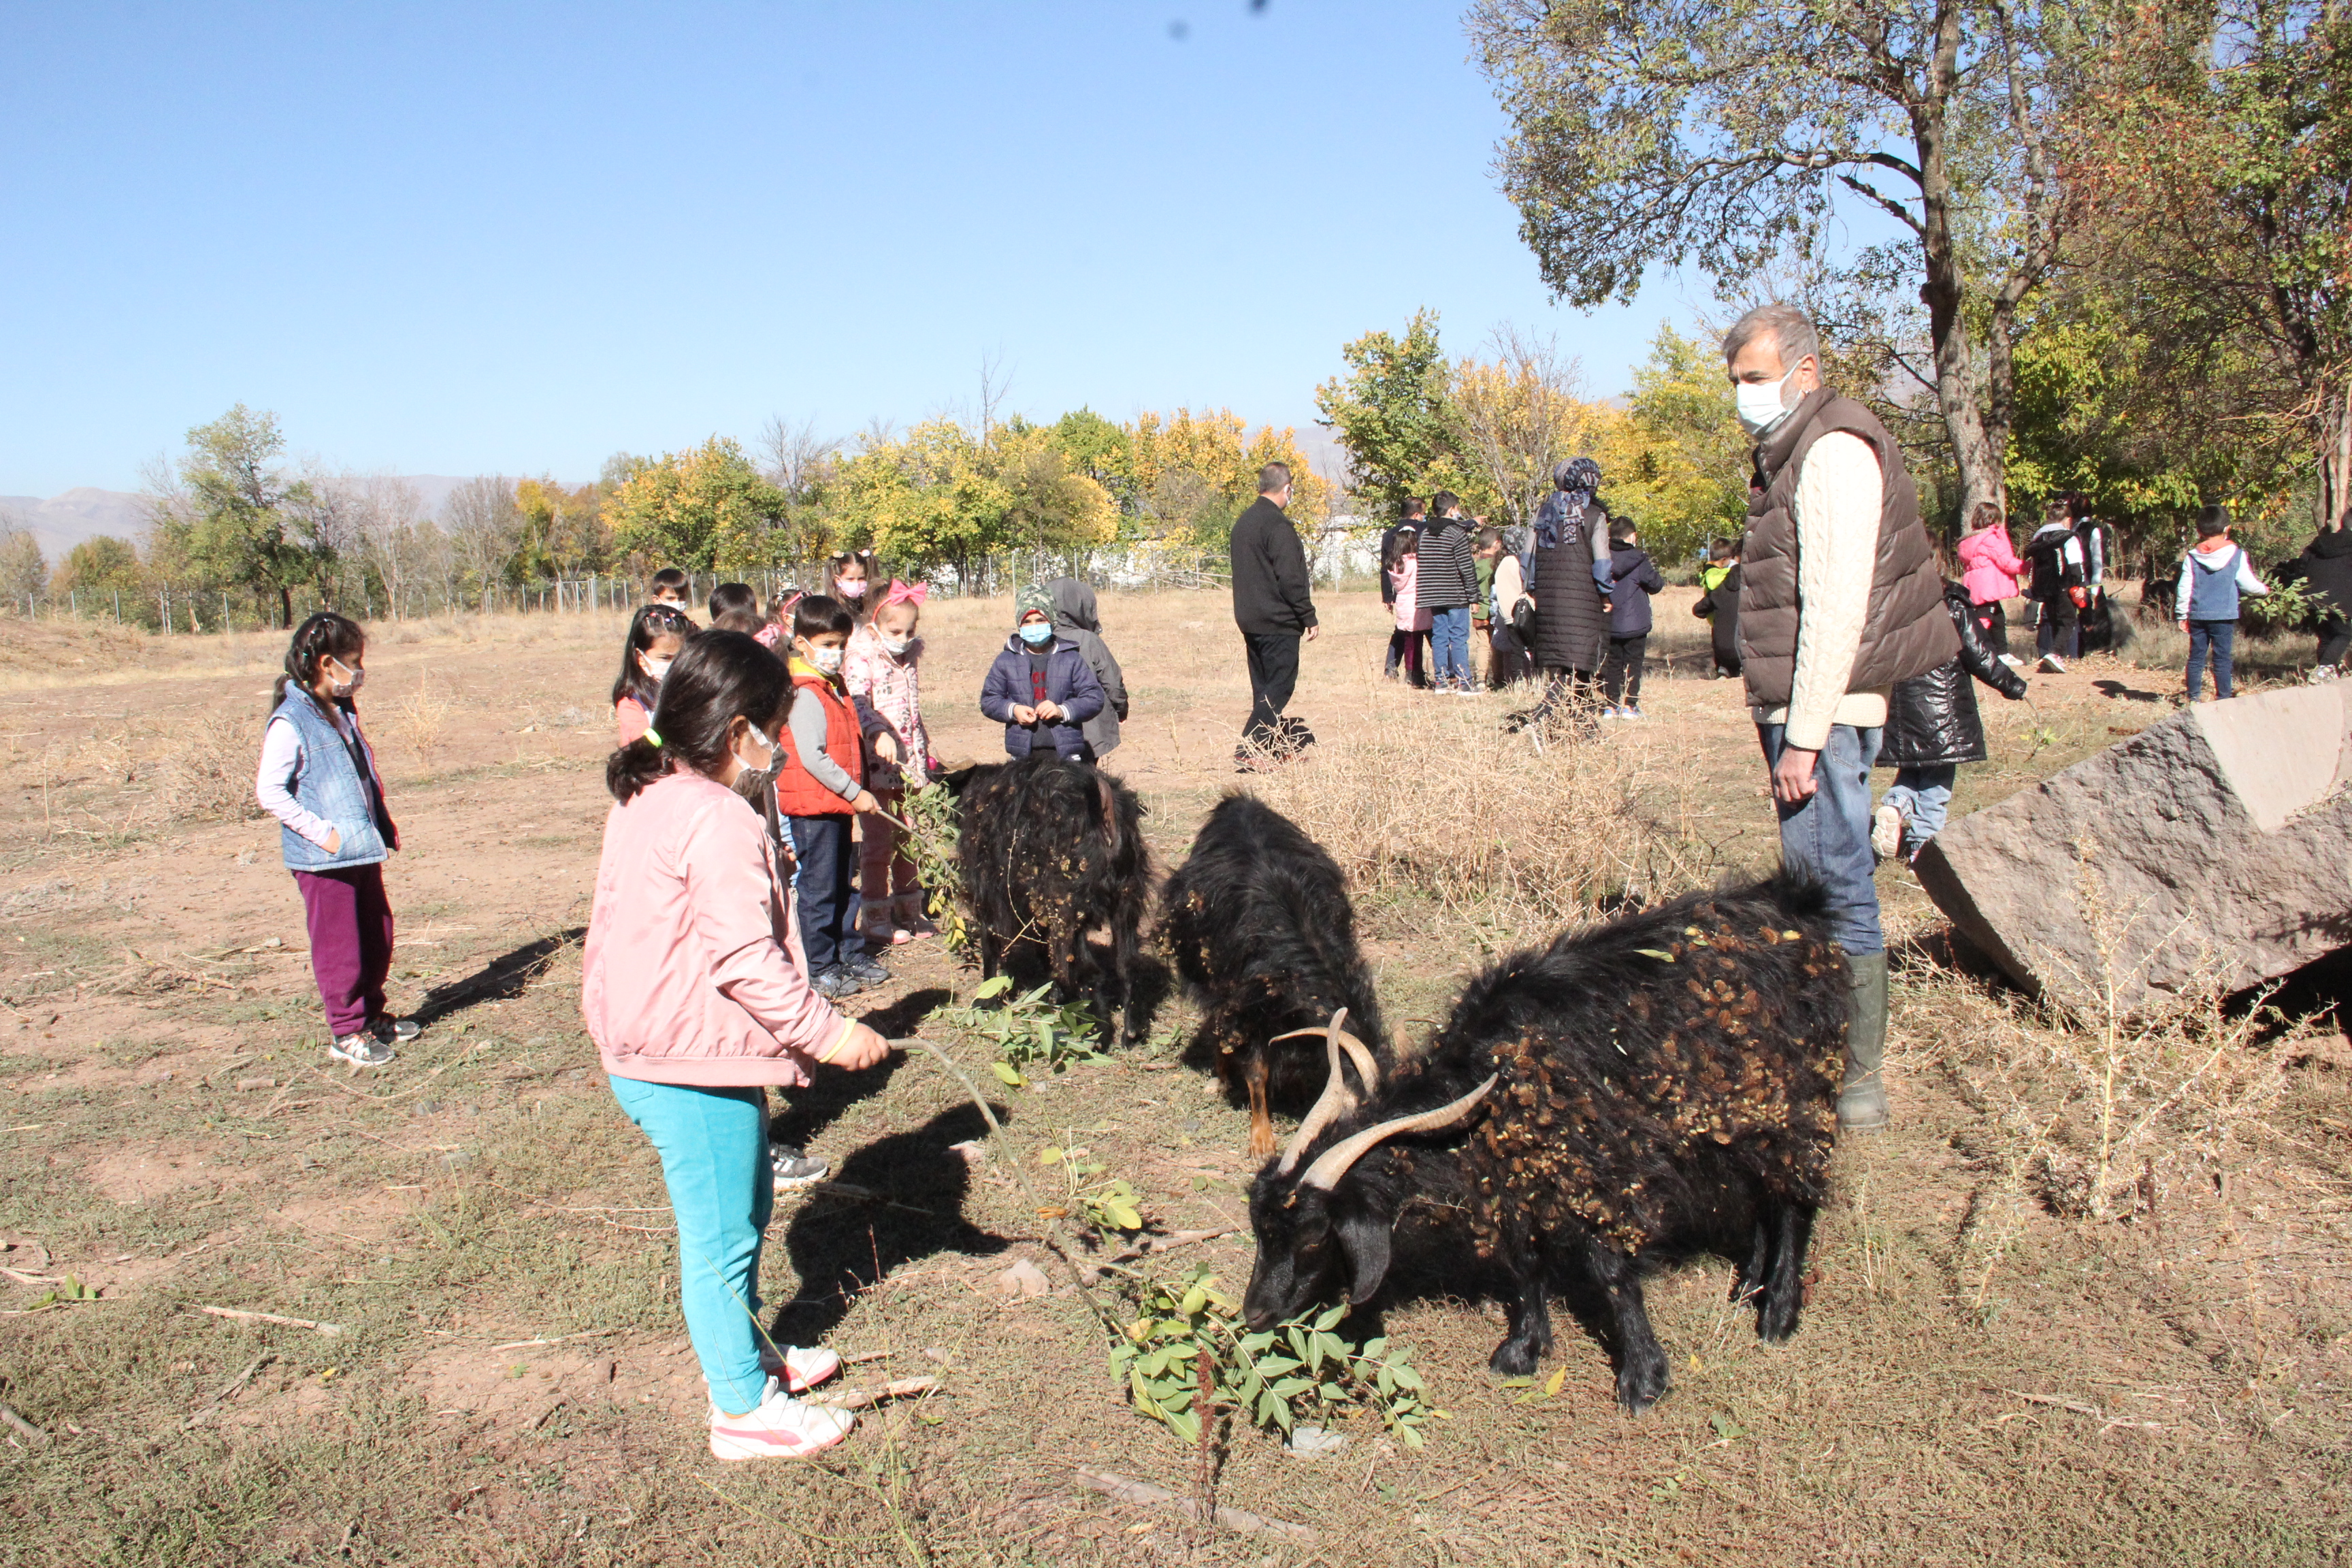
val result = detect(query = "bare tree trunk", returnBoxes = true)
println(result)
[1914,5,2003,525]
[2321,375,2352,529]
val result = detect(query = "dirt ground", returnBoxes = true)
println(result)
[0,586,2345,1567]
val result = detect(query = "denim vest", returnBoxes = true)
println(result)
[271,693,395,872]
[2186,546,2244,621]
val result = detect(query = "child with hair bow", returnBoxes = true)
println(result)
[843,578,937,946]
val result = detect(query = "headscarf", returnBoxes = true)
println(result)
[1535,457,1603,549]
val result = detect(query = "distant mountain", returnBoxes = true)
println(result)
[0,476,500,565]
[0,489,150,561]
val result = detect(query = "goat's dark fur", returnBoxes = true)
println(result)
[1161,794,1390,1156]
[1243,872,1846,1411]
[949,755,1149,1044]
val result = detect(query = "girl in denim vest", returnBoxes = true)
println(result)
[253,613,414,1067]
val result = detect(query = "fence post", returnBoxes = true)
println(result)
[113,590,120,625]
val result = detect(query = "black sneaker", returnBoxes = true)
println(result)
[843,954,891,986]
[368,1015,421,1044]
[811,966,862,1000]
[770,1143,829,1188]
[329,1032,396,1068]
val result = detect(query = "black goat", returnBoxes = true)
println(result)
[1161,793,1390,1156]
[1242,873,1846,1411]
[950,754,1149,1045]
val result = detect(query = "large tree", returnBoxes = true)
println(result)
[1313,310,1468,518]
[2072,0,2351,527]
[1469,0,2088,520]
[147,405,314,627]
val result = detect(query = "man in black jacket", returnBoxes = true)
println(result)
[1229,462,1319,766]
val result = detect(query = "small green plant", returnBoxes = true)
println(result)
[2242,574,2317,636]
[934,975,1107,1087]
[1036,1142,1145,1237]
[1107,1264,1439,1448]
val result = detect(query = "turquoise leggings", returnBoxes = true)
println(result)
[608,1075,773,1416]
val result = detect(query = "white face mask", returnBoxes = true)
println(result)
[640,651,672,683]
[323,657,364,698]
[804,644,845,675]
[881,634,915,657]
[734,722,777,773]
[1735,362,1803,436]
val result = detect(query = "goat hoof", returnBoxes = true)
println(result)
[1487,1340,1539,1377]
[1758,1302,1802,1344]
[1616,1359,1669,1414]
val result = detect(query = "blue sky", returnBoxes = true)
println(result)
[1,1,1703,496]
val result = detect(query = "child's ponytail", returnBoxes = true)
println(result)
[605,628,793,805]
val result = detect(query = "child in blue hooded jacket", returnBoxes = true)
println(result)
[980,585,1107,763]
[2174,505,2269,701]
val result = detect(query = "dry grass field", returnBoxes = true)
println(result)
[0,586,2345,1567]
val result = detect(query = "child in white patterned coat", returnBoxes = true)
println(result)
[843,581,936,947]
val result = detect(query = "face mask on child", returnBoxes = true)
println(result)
[1017,621,1054,647]
[734,722,777,774]
[838,579,868,600]
[641,654,672,683]
[881,634,915,656]
[803,644,845,674]
[323,657,365,698]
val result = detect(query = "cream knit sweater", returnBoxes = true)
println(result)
[1749,432,1891,751]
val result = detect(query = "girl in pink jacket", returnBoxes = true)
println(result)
[1955,501,2030,659]
[584,629,891,1462]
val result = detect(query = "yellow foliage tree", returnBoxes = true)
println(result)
[1130,408,1328,547]
[606,437,790,574]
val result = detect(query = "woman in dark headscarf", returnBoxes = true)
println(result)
[1507,457,1614,738]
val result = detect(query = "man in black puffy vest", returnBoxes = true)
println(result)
[1726,304,1957,1132]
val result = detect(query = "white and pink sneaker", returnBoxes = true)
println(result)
[760,1342,842,1394]
[708,1375,854,1461]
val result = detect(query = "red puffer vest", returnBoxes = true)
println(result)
[775,670,862,817]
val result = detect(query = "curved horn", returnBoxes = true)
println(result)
[1272,1017,1357,1176]
[1298,1075,1499,1192]
[1333,1028,1379,1095]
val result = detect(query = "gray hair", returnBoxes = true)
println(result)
[1722,303,1820,371]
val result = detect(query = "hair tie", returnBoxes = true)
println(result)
[643,728,663,748]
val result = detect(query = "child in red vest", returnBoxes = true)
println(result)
[777,595,887,999]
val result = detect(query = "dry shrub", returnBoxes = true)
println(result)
[1935,838,2307,1231]
[399,667,453,766]
[1245,704,1720,934]
[165,714,264,823]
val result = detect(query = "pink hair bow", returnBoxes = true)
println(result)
[882,579,930,606]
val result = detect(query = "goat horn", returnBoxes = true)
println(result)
[1298,1075,1499,1192]
[1273,1017,1357,1176]
[1268,1008,1378,1098]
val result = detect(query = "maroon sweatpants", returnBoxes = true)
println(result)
[295,863,395,1038]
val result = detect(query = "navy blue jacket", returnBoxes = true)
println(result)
[979,634,1108,760]
[1607,546,1667,637]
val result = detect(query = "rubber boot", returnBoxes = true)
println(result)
[1839,951,1891,1132]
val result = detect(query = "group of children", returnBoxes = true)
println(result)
[248,549,1137,1463]
[1381,493,1669,717]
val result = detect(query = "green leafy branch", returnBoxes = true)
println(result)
[1107,1264,1439,1449]
[1034,1142,1145,1237]
[933,975,1107,1088]
[900,783,970,952]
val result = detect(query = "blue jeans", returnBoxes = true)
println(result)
[1759,723,1884,956]
[1881,764,1955,854]
[2186,619,2236,700]
[608,1075,773,1416]
[1430,606,1472,691]
[787,814,862,973]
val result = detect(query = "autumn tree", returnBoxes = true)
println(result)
[1601,325,1753,563]
[1470,0,2092,521]
[607,438,791,574]
[1450,325,1614,528]
[55,535,143,598]
[0,523,48,602]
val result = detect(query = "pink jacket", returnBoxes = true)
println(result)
[843,621,930,790]
[1957,525,2029,607]
[581,771,851,1088]
[1389,557,1431,631]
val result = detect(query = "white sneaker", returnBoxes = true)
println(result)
[1997,655,2025,669]
[2309,664,2339,684]
[1871,802,1905,864]
[708,1375,853,1461]
[2037,653,2068,674]
[760,1341,843,1394]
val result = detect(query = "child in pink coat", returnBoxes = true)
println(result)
[1384,530,1433,689]
[1955,501,2030,659]
[585,629,890,1463]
